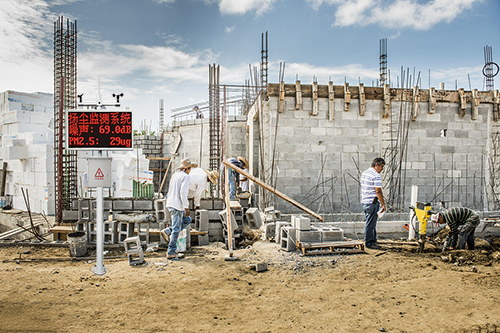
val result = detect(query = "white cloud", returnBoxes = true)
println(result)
[154,0,175,4]
[281,62,379,84]
[225,25,236,33]
[307,0,482,30]
[218,0,277,16]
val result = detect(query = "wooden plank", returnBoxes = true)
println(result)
[222,160,324,222]
[146,157,171,160]
[49,225,74,233]
[158,159,173,194]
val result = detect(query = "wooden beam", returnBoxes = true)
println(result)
[158,159,173,194]
[146,157,171,160]
[222,160,324,222]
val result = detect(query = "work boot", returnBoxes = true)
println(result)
[167,253,184,259]
[160,229,170,243]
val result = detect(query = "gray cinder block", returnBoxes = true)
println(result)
[197,234,209,246]
[263,222,275,240]
[219,209,238,232]
[195,209,209,231]
[245,207,262,229]
[275,222,291,244]
[321,227,344,242]
[297,228,321,243]
[133,199,153,211]
[199,199,213,210]
[280,226,297,252]
[113,200,133,211]
[291,215,310,231]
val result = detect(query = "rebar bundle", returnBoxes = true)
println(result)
[54,16,78,223]
[260,31,269,92]
[209,64,221,197]
[484,45,495,91]
[379,38,388,87]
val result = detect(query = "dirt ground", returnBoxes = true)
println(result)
[1,238,500,333]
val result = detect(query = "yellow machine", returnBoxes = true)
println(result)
[410,201,436,253]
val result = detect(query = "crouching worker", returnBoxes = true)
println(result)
[435,207,480,251]
[189,168,219,210]
[161,159,197,259]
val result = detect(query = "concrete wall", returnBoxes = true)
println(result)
[164,116,247,170]
[249,84,499,219]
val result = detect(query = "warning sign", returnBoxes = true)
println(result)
[95,168,104,180]
[87,158,112,188]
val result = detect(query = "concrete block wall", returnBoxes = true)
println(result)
[248,86,497,215]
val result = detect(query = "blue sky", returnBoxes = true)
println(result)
[0,0,498,131]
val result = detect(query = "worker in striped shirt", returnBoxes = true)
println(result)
[360,157,386,249]
[435,207,480,250]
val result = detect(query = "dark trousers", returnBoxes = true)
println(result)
[363,202,380,247]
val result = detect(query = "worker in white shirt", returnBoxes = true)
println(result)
[188,168,220,209]
[161,158,197,259]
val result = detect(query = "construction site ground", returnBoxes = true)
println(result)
[1,239,500,333]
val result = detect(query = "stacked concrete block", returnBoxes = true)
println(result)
[78,198,93,222]
[275,222,291,244]
[262,222,276,240]
[123,236,144,266]
[296,228,322,243]
[195,209,209,231]
[194,209,210,246]
[133,199,153,211]
[88,221,117,244]
[291,215,311,231]
[118,222,135,244]
[103,221,117,244]
[213,199,224,210]
[199,199,213,210]
[154,199,171,225]
[208,222,223,242]
[75,221,87,233]
[218,209,238,233]
[264,206,281,222]
[320,227,344,241]
[245,208,263,229]
[280,226,297,252]
[135,222,150,245]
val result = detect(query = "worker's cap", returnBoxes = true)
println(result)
[205,169,220,185]
[193,106,199,110]
[237,156,249,169]
[178,158,198,170]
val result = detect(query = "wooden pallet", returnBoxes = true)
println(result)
[296,240,365,256]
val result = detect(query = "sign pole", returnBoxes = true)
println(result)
[92,151,107,276]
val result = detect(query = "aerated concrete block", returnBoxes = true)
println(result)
[296,228,321,243]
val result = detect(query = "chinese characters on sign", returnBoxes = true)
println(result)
[67,110,133,149]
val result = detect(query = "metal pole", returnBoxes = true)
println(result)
[93,151,107,276]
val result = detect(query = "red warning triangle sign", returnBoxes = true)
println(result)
[95,168,104,178]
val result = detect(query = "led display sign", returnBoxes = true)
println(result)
[66,110,133,150]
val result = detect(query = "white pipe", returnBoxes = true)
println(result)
[93,152,107,275]
[408,185,418,240]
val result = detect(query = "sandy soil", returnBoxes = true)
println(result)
[1,239,499,333]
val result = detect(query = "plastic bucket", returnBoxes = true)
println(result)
[0,197,5,208]
[176,229,186,252]
[67,231,88,257]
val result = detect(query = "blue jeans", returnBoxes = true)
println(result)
[363,202,380,247]
[165,208,192,255]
